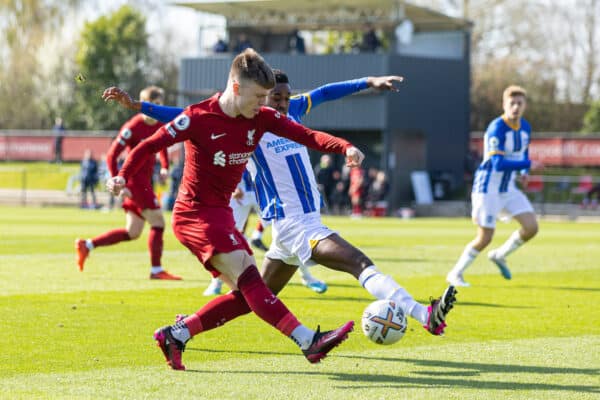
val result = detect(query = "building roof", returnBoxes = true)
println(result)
[173,0,471,32]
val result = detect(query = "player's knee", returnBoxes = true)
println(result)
[473,234,492,249]
[145,213,165,228]
[151,220,165,229]
[127,229,142,240]
[523,223,538,240]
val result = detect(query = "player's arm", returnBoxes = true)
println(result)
[486,129,531,172]
[290,76,403,116]
[105,128,128,177]
[102,86,183,123]
[490,155,531,172]
[158,147,169,182]
[142,103,183,124]
[263,109,364,167]
[107,114,192,195]
[520,149,530,176]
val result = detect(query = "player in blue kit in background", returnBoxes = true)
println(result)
[111,71,457,337]
[447,85,541,287]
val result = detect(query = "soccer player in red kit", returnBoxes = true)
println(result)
[103,49,362,369]
[75,86,182,280]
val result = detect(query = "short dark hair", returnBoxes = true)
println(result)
[230,48,275,89]
[272,69,289,84]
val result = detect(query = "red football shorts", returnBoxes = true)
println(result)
[122,182,160,218]
[171,201,252,277]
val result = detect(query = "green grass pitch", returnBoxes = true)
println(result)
[0,206,598,399]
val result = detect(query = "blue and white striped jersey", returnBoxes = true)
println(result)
[250,78,368,220]
[472,116,532,194]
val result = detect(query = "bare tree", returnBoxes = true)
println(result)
[0,0,82,129]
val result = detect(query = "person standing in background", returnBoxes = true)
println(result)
[53,117,65,164]
[79,149,98,209]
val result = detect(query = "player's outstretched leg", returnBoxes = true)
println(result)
[156,267,353,369]
[487,229,530,280]
[301,321,354,363]
[148,226,182,280]
[160,316,353,368]
[75,229,131,272]
[250,221,268,251]
[74,239,89,271]
[153,322,187,370]
[202,277,223,296]
[299,265,327,294]
[250,238,269,251]
[150,270,183,280]
[423,285,457,336]
[487,250,512,280]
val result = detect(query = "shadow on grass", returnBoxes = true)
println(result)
[513,285,600,292]
[184,355,600,393]
[449,301,534,309]
[366,257,430,264]
[186,348,599,377]
[328,372,600,393]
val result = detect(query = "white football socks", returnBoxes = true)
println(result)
[290,325,315,350]
[298,264,315,281]
[358,266,427,325]
[85,239,94,250]
[150,266,164,274]
[448,245,479,276]
[493,230,524,258]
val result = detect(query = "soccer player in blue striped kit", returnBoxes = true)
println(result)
[107,71,457,342]
[447,85,541,287]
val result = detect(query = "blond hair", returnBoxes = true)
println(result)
[140,86,164,102]
[230,48,275,89]
[503,85,527,102]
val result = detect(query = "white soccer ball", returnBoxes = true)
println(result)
[361,299,407,345]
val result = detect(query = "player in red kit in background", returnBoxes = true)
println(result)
[103,49,362,370]
[75,86,182,280]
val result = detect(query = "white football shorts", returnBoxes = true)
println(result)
[265,212,336,267]
[471,189,534,228]
[230,193,259,232]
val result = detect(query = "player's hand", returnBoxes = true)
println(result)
[518,174,529,188]
[367,76,404,92]
[232,187,244,202]
[102,87,141,111]
[106,176,126,196]
[531,160,544,171]
[119,187,132,199]
[159,168,169,183]
[345,146,365,168]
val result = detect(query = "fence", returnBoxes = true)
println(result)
[0,166,112,207]
[520,175,599,215]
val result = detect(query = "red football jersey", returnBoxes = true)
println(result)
[119,94,352,208]
[106,114,168,186]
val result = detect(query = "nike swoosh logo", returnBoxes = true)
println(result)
[211,133,227,140]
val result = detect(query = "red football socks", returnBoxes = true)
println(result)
[237,266,300,336]
[255,221,264,232]
[184,291,251,336]
[148,226,164,266]
[91,228,130,247]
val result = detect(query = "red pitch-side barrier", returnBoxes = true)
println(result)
[470,137,600,166]
[0,136,113,162]
[2,131,600,166]
[0,133,182,162]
